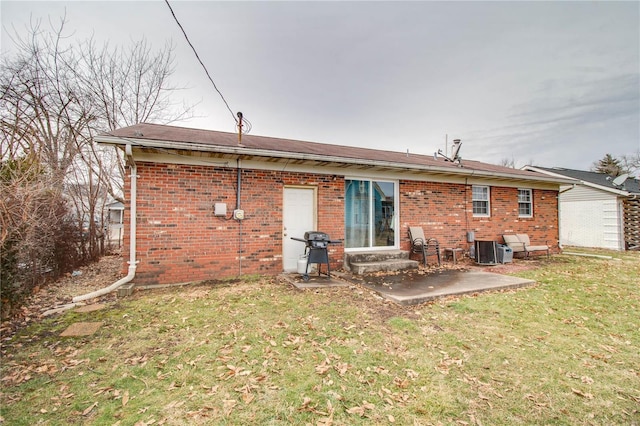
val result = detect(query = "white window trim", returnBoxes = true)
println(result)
[472,185,490,217]
[344,177,399,252]
[518,188,533,218]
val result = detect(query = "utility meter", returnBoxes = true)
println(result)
[233,209,245,220]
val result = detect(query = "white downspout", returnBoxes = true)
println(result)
[556,184,576,251]
[73,144,138,302]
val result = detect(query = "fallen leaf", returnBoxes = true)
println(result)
[242,393,255,404]
[82,401,98,416]
[599,344,618,354]
[222,399,237,415]
[346,406,365,416]
[315,360,331,375]
[404,369,419,379]
[581,376,594,385]
[335,362,350,376]
[301,396,312,408]
[572,388,594,399]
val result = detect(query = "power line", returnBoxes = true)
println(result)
[164,0,238,125]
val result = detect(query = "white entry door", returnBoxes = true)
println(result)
[283,187,316,272]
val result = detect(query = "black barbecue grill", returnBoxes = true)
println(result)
[291,231,341,281]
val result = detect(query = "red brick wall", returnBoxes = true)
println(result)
[122,163,558,285]
[398,181,558,252]
[122,163,345,285]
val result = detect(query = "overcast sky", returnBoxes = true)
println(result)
[2,1,639,171]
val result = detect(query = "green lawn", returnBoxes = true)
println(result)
[1,251,639,425]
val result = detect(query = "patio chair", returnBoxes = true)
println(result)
[408,227,441,266]
[502,234,549,258]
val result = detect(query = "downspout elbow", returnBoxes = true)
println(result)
[559,183,577,194]
[72,264,137,302]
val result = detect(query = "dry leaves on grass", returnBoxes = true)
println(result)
[0,254,122,343]
[571,388,594,399]
[346,400,375,417]
[1,345,87,386]
[81,401,98,416]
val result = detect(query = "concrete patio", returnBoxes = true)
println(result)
[282,264,536,306]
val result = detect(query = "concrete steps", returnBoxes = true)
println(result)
[344,250,419,275]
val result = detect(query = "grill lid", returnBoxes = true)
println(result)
[304,231,330,241]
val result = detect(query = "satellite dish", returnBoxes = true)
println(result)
[612,173,629,186]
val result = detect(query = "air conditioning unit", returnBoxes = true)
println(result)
[475,240,497,265]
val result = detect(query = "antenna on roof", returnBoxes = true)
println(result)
[237,112,243,145]
[236,111,251,146]
[445,134,448,159]
[437,138,463,164]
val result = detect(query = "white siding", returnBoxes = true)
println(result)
[559,186,624,250]
[560,184,611,201]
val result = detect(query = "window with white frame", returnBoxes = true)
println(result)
[472,185,490,216]
[518,189,533,217]
[345,179,397,249]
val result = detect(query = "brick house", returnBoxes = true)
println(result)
[96,123,569,286]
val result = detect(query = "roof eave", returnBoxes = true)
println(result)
[96,135,571,185]
[581,181,630,196]
[524,166,632,196]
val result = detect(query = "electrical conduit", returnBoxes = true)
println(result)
[237,158,242,276]
[73,144,138,302]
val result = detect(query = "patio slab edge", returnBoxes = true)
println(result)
[358,270,537,306]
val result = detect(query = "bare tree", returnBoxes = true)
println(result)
[74,37,194,200]
[1,19,85,189]
[499,157,516,168]
[1,15,194,316]
[79,37,192,129]
[619,150,640,178]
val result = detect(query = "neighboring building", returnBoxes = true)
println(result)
[105,201,124,248]
[525,167,640,251]
[96,123,570,286]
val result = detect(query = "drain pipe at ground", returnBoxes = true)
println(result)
[73,144,138,303]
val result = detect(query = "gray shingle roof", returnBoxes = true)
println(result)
[535,167,640,194]
[100,123,570,184]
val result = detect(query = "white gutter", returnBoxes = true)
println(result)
[73,144,138,302]
[96,135,574,186]
[559,184,577,194]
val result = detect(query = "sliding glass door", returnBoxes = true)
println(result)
[345,179,396,249]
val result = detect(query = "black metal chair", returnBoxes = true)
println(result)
[408,227,441,266]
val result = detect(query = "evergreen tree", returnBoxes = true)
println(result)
[591,154,627,176]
